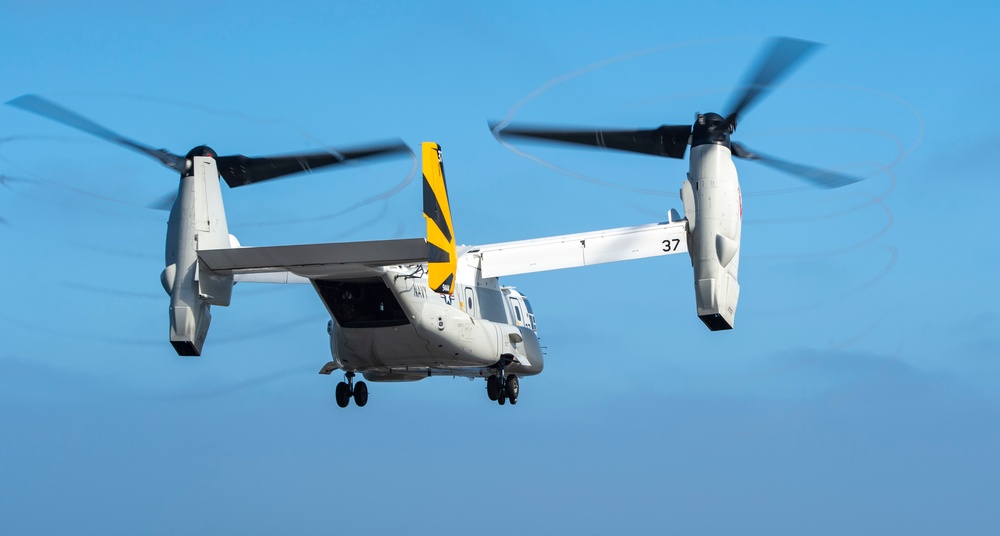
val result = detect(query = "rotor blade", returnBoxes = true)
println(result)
[721,37,822,131]
[6,94,184,172]
[146,191,177,211]
[216,140,412,188]
[491,121,691,159]
[731,141,862,189]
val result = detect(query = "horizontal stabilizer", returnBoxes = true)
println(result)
[198,238,427,279]
[475,220,689,278]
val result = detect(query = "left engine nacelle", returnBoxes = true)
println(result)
[161,155,233,356]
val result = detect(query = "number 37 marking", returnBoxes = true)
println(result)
[662,238,680,252]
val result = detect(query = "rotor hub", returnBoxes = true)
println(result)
[183,145,218,177]
[185,145,217,160]
[691,112,732,148]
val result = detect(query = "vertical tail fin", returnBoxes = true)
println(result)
[421,142,457,294]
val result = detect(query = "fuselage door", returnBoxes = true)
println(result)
[508,296,524,327]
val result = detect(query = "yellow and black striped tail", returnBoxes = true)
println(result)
[422,142,457,295]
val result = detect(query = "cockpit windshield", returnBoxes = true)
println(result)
[522,297,537,331]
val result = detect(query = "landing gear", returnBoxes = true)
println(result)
[335,381,351,408]
[505,374,519,405]
[335,372,368,408]
[486,375,500,401]
[354,380,368,407]
[485,370,519,406]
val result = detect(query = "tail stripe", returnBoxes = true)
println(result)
[421,142,457,294]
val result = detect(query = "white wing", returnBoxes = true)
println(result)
[197,238,427,281]
[471,219,688,278]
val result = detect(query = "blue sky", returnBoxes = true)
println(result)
[1,1,998,534]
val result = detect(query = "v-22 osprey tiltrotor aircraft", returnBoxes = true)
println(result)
[7,37,861,407]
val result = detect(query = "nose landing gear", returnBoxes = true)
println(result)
[335,371,368,408]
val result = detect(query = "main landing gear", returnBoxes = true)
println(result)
[486,373,519,406]
[335,371,368,408]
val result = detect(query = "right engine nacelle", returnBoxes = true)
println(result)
[683,144,743,331]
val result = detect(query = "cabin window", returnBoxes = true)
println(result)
[464,287,476,317]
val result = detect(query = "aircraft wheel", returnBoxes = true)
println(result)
[486,375,500,401]
[335,381,351,408]
[498,391,506,405]
[505,374,519,405]
[354,381,369,407]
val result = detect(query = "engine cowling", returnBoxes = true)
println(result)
[684,144,742,330]
[162,155,233,356]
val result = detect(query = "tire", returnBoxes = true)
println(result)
[505,374,519,404]
[486,375,500,401]
[335,382,350,408]
[498,393,506,405]
[354,381,369,407]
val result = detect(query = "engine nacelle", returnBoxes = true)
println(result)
[684,144,743,331]
[164,155,233,356]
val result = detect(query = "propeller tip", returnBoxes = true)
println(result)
[487,120,507,140]
[5,94,34,107]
